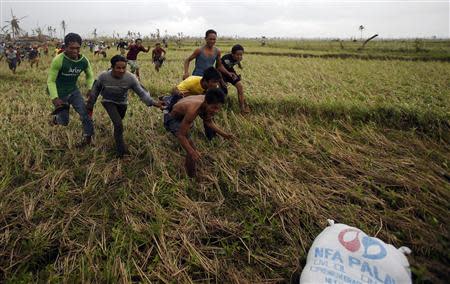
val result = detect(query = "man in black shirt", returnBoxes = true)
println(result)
[117,39,128,55]
[29,45,40,68]
[219,44,249,114]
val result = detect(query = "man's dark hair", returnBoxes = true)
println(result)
[231,44,244,54]
[205,88,225,105]
[205,29,217,38]
[202,67,221,82]
[64,33,82,46]
[136,38,142,42]
[111,55,127,67]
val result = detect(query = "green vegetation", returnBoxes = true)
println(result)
[0,39,449,283]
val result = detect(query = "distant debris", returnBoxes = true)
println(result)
[358,34,379,51]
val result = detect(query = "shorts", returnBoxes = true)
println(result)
[153,56,165,66]
[127,60,139,73]
[7,58,17,69]
[162,94,183,113]
[223,72,241,85]
[164,113,185,136]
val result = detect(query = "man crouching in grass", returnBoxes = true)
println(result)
[164,88,233,178]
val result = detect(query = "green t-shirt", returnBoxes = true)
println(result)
[47,53,94,99]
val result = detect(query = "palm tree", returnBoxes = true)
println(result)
[92,28,97,40]
[61,20,66,38]
[47,26,53,38]
[359,25,365,40]
[34,26,44,39]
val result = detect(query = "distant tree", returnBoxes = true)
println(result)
[61,20,67,38]
[359,25,365,40]
[4,9,27,39]
[47,26,53,38]
[34,25,44,39]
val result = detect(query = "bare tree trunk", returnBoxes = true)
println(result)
[358,34,378,51]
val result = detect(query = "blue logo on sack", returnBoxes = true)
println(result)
[339,229,387,260]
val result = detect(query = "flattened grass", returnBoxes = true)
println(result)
[0,44,449,282]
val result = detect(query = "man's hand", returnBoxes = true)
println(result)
[182,73,189,80]
[153,101,165,110]
[189,150,201,162]
[52,98,64,107]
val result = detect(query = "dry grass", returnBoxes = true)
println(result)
[0,42,449,283]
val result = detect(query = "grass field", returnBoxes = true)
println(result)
[0,39,449,283]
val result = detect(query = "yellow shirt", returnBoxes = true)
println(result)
[176,76,205,96]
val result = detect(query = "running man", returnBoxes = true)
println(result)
[116,39,128,55]
[86,55,164,158]
[219,44,250,114]
[0,42,5,61]
[47,33,95,146]
[183,29,235,81]
[5,45,18,74]
[163,88,233,178]
[151,42,166,72]
[126,38,150,80]
[29,45,40,68]
[166,66,222,140]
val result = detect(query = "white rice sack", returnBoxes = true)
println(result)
[300,220,412,284]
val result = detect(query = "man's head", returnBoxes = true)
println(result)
[64,33,82,60]
[201,67,221,89]
[205,29,217,47]
[231,44,244,62]
[156,42,161,47]
[110,55,128,78]
[135,38,142,46]
[203,88,225,115]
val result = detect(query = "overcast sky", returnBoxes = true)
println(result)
[1,0,449,39]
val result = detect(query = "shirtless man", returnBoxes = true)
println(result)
[163,88,233,178]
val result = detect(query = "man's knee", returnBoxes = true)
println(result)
[113,121,124,133]
[57,114,69,126]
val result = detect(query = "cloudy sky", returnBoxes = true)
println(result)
[1,0,448,39]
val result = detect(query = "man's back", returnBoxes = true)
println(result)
[171,95,205,119]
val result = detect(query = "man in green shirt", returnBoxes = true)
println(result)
[47,33,94,146]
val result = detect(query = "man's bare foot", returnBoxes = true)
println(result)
[76,136,93,148]
[240,104,251,114]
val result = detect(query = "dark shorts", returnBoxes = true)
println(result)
[164,113,186,137]
[7,58,17,69]
[153,56,165,65]
[223,72,241,85]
